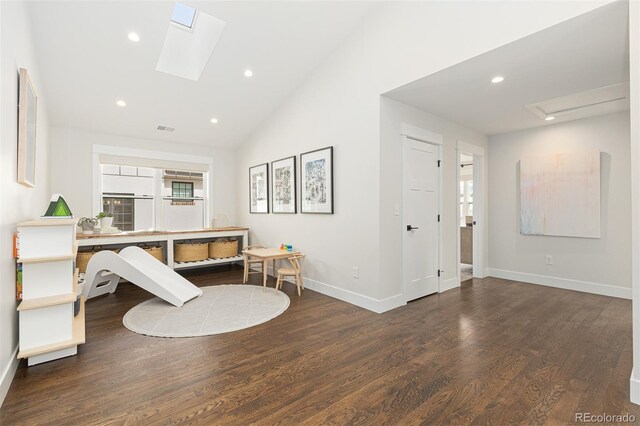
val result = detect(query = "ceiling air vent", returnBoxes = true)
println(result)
[157,125,175,132]
[525,82,629,121]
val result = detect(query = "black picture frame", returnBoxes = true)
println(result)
[271,156,297,214]
[300,146,333,214]
[249,163,269,213]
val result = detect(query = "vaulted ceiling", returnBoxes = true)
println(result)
[28,1,378,147]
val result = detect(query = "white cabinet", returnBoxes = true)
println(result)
[16,219,84,366]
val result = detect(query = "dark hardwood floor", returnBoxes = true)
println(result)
[1,266,637,425]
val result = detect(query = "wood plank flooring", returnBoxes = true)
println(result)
[1,266,638,425]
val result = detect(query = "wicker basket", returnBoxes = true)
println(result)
[76,251,94,273]
[76,246,118,273]
[138,244,165,263]
[174,242,209,262]
[209,239,238,259]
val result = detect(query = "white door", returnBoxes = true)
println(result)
[403,137,440,301]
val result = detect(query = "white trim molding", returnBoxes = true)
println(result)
[457,140,485,157]
[0,346,19,407]
[440,277,460,293]
[632,369,640,405]
[92,144,213,166]
[305,278,406,314]
[266,266,405,313]
[401,123,443,145]
[487,268,631,300]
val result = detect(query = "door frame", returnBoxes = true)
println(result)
[401,124,443,303]
[456,141,486,284]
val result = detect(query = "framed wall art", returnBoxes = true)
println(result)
[249,163,269,213]
[271,156,296,214]
[18,68,38,187]
[300,146,333,214]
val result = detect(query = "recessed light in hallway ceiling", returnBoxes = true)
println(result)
[116,100,127,107]
[127,32,140,42]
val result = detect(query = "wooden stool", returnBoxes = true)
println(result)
[275,254,305,296]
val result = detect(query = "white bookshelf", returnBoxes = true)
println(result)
[16,219,85,366]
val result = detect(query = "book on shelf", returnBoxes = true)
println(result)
[16,263,22,301]
[13,232,19,259]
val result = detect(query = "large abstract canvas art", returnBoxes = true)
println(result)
[520,150,600,238]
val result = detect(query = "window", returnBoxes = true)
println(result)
[172,181,194,199]
[103,193,135,231]
[100,165,206,231]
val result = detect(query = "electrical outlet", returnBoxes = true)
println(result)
[394,204,400,216]
[353,266,359,279]
[545,255,553,265]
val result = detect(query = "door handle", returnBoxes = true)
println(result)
[407,225,419,231]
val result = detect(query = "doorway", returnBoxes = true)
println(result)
[456,142,485,284]
[402,134,442,302]
[459,153,474,282]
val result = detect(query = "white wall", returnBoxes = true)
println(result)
[235,1,609,311]
[488,112,631,298]
[49,127,237,227]
[0,1,52,404]
[629,0,640,405]
[379,97,488,300]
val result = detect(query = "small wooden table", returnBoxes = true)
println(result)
[242,248,300,287]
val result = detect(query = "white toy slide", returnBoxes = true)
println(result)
[82,246,203,307]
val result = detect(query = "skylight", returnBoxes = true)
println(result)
[157,6,227,81]
[171,2,197,28]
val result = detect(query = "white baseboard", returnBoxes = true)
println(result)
[631,369,640,405]
[0,346,19,407]
[304,277,405,313]
[440,277,460,293]
[486,268,632,300]
[265,266,405,313]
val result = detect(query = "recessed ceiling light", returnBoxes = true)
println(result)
[545,116,556,121]
[116,100,127,107]
[210,118,219,124]
[128,32,140,42]
[491,76,504,84]
[244,69,253,78]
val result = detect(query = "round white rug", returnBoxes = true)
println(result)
[123,285,290,338]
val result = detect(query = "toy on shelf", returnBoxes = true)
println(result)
[280,243,293,252]
[42,194,73,218]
